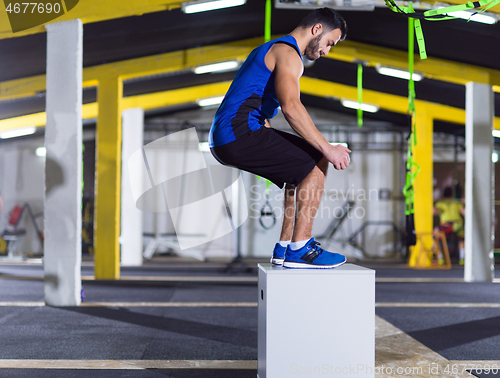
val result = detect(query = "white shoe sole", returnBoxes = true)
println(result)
[283,258,346,269]
[271,257,284,265]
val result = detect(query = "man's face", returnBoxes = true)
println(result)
[304,28,343,61]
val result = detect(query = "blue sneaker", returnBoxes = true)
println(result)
[283,238,346,269]
[270,243,286,265]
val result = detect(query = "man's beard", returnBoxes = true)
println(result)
[304,33,323,61]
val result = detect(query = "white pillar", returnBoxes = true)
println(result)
[44,20,83,306]
[120,108,144,266]
[464,82,495,282]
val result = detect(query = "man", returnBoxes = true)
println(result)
[209,8,350,269]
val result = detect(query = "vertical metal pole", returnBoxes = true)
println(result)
[44,19,83,306]
[464,82,494,282]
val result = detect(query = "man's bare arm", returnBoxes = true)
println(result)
[270,44,350,170]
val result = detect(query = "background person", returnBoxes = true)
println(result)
[434,186,465,264]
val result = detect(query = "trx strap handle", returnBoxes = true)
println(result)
[259,198,277,230]
[403,132,420,246]
[258,177,277,230]
[402,141,420,216]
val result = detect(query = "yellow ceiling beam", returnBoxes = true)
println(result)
[2,37,499,104]
[0,111,45,130]
[0,76,98,101]
[300,76,500,128]
[0,38,262,101]
[329,40,500,87]
[0,0,183,40]
[89,38,260,81]
[2,79,499,133]
[0,82,230,131]
[122,81,231,110]
[0,75,46,101]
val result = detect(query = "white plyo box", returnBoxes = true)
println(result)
[258,263,375,378]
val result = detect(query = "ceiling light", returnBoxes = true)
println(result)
[35,147,46,157]
[447,9,498,24]
[194,61,239,74]
[493,151,499,163]
[492,130,500,138]
[376,66,423,81]
[341,99,379,113]
[182,0,246,14]
[0,126,36,139]
[196,95,225,107]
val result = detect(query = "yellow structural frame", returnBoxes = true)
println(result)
[0,37,261,102]
[409,110,435,267]
[2,38,500,104]
[1,78,499,277]
[0,0,184,40]
[0,37,259,280]
[328,41,500,87]
[1,0,499,41]
[93,77,123,279]
[2,37,500,278]
[0,82,233,130]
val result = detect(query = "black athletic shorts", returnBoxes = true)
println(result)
[210,127,324,189]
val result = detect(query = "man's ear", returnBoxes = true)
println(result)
[311,23,323,36]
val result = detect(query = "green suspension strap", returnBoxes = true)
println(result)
[402,143,420,246]
[357,63,363,127]
[258,1,277,230]
[423,0,500,19]
[384,0,500,60]
[404,23,420,246]
[265,0,271,43]
[403,10,421,247]
[384,0,500,20]
[395,2,427,60]
[408,9,417,147]
[414,18,427,60]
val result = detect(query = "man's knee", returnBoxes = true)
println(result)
[317,157,328,175]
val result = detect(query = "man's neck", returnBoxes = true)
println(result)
[289,28,309,56]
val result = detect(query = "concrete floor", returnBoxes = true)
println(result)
[0,257,499,377]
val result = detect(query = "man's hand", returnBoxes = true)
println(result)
[323,144,351,170]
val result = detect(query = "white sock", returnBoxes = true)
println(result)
[279,240,291,248]
[289,239,310,251]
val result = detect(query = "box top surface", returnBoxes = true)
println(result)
[258,263,375,275]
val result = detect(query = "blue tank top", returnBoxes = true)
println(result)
[209,35,302,148]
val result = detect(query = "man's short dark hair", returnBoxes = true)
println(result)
[298,7,347,41]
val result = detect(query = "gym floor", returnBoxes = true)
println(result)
[0,257,498,378]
